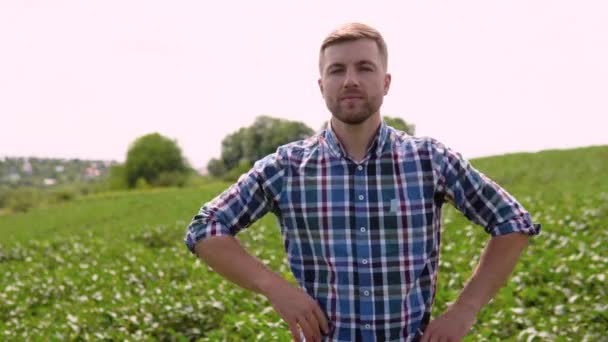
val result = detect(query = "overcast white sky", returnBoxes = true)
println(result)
[1,0,607,169]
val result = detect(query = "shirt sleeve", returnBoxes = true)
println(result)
[184,152,285,254]
[431,139,541,237]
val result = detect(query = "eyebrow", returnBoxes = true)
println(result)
[326,60,378,71]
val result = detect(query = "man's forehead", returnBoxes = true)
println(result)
[321,39,381,65]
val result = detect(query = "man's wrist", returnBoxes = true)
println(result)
[449,299,480,318]
[254,271,288,297]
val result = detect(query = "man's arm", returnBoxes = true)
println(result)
[421,233,529,342]
[194,236,329,342]
[186,153,329,342]
[424,140,541,341]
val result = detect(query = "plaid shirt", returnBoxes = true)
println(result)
[185,122,540,341]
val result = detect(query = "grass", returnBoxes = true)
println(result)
[1,145,607,341]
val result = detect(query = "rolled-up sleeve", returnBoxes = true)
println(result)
[184,152,285,254]
[432,139,541,237]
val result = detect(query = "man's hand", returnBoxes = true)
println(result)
[194,236,329,341]
[421,233,529,341]
[262,279,329,342]
[420,303,477,342]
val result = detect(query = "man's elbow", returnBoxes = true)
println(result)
[193,235,237,260]
[491,232,530,251]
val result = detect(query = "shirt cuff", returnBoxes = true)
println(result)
[488,217,541,237]
[185,221,233,254]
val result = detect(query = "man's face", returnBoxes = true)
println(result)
[318,38,391,125]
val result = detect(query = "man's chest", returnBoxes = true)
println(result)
[276,157,441,256]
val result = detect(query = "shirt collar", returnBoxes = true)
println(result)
[323,119,389,161]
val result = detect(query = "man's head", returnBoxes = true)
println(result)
[318,23,391,126]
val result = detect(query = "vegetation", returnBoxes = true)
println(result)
[207,116,315,179]
[383,116,415,135]
[319,115,416,135]
[207,115,415,181]
[125,133,190,188]
[0,133,204,214]
[0,145,606,340]
[0,157,114,188]
[0,158,115,214]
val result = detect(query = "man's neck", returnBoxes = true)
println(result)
[330,113,382,162]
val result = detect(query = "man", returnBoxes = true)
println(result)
[185,22,540,342]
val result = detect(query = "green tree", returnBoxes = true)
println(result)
[125,133,189,188]
[208,116,314,178]
[319,115,416,135]
[383,115,415,135]
[107,164,129,190]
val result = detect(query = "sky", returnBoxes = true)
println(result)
[1,0,607,169]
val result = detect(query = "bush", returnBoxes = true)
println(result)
[107,164,128,190]
[152,170,189,188]
[6,187,41,213]
[135,178,151,190]
[49,188,76,203]
[222,160,253,182]
[125,133,189,188]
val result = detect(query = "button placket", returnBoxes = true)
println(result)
[353,160,373,333]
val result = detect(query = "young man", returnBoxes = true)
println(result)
[185,23,540,342]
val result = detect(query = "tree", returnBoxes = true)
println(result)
[125,133,189,188]
[318,115,415,135]
[107,164,128,190]
[383,116,415,135]
[208,116,314,178]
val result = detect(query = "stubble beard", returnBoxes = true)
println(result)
[328,96,381,126]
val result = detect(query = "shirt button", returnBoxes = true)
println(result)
[357,165,363,171]
[362,259,368,265]
[358,195,364,200]
[363,290,370,296]
[365,324,371,329]
[360,227,366,232]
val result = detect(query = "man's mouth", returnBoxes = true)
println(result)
[341,96,363,100]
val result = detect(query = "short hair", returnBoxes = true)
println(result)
[319,22,388,74]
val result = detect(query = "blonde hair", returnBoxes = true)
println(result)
[319,22,388,73]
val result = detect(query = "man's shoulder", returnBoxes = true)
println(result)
[385,126,445,154]
[274,132,324,158]
[252,132,323,170]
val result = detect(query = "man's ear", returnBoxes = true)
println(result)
[318,78,324,94]
[384,73,392,95]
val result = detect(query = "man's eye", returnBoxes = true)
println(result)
[360,66,373,71]
[329,69,344,74]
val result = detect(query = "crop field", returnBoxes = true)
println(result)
[1,146,607,341]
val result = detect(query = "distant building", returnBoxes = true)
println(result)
[55,165,65,173]
[7,173,20,182]
[84,165,101,178]
[43,178,57,186]
[197,166,208,176]
[22,159,33,174]
[103,160,114,168]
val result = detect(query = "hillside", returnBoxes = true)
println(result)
[0,145,606,340]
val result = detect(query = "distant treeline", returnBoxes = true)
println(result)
[0,115,415,214]
[0,157,116,213]
[0,157,115,188]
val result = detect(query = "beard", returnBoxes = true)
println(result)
[326,94,382,125]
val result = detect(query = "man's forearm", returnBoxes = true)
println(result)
[194,235,286,296]
[194,235,330,341]
[453,232,529,313]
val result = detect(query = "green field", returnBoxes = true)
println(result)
[1,146,607,341]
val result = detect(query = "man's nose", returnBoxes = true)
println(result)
[343,68,360,88]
